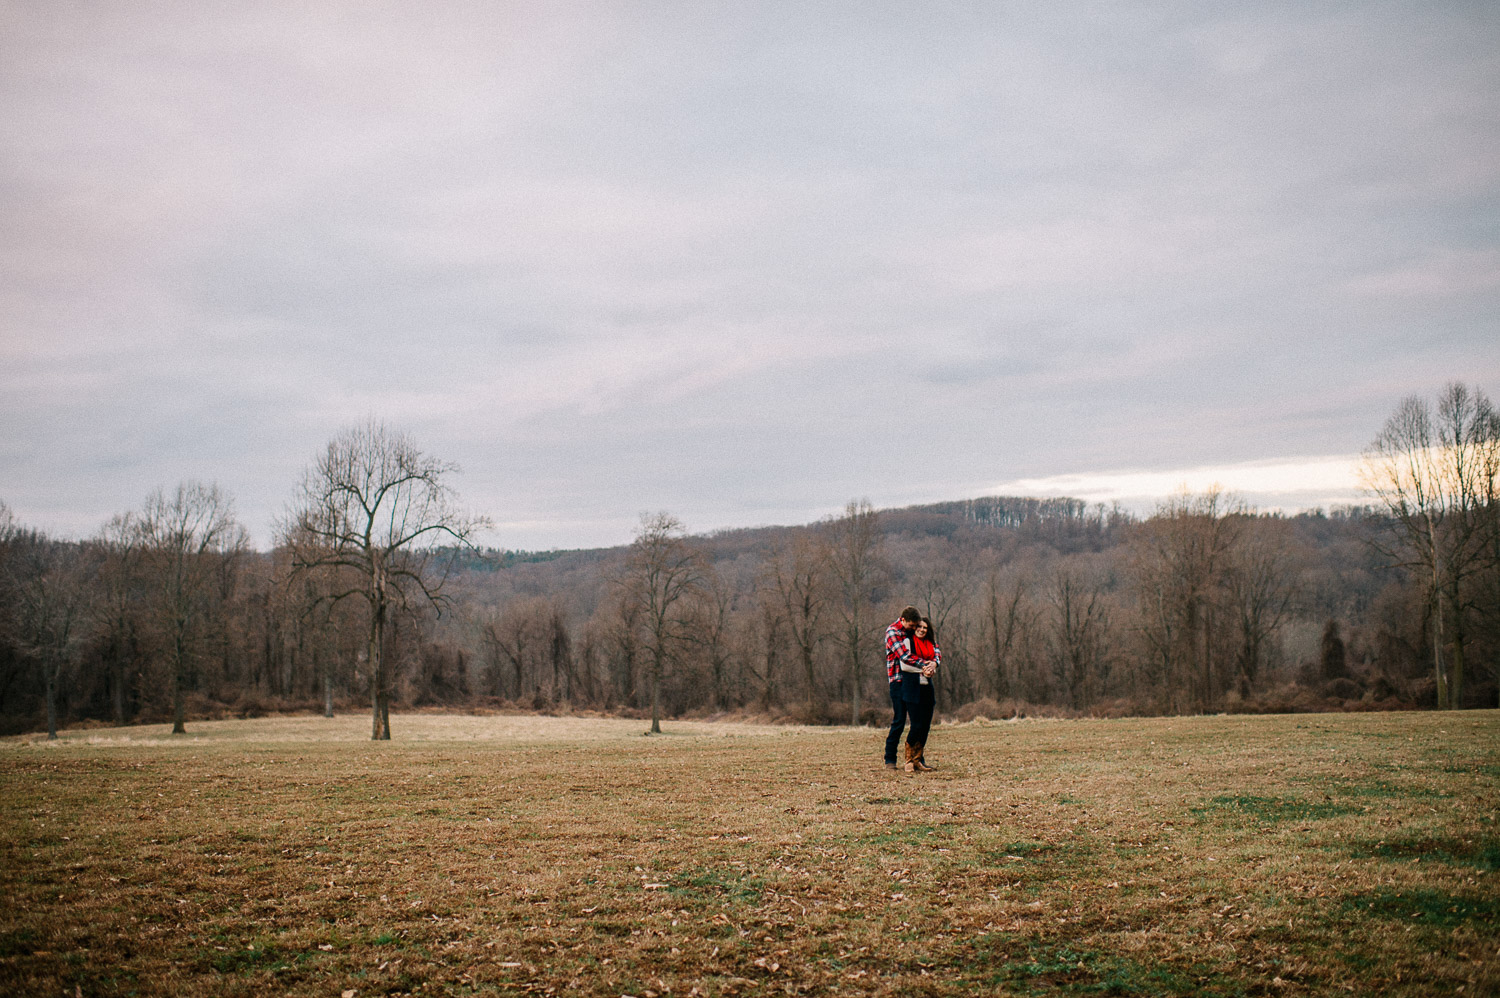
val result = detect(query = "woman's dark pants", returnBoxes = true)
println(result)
[907,687,935,748]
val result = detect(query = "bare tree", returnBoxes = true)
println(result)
[763,533,831,718]
[1361,383,1500,707]
[618,513,704,734]
[543,600,573,705]
[274,545,364,717]
[573,615,608,708]
[600,588,643,710]
[907,538,975,713]
[95,513,144,725]
[979,566,1029,701]
[137,482,247,734]
[1224,516,1303,697]
[0,503,27,722]
[908,538,972,644]
[1129,488,1243,712]
[822,499,887,724]
[283,422,488,739]
[481,596,549,701]
[1045,562,1112,711]
[692,563,739,712]
[749,601,785,712]
[5,535,96,739]
[1479,397,1500,705]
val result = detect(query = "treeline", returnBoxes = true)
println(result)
[2,385,1498,737]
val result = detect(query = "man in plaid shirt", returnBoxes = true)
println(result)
[883,606,924,769]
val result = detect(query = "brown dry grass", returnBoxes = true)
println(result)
[1,711,1495,996]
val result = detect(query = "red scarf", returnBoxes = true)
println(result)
[913,636,936,660]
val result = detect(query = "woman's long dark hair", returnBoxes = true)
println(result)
[918,616,938,646]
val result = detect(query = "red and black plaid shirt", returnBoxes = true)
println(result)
[885,619,920,683]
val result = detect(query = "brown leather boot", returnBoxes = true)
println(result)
[913,744,935,772]
[903,743,917,772]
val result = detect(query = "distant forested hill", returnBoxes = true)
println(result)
[0,492,1490,737]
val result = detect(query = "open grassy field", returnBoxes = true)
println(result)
[2,711,1496,997]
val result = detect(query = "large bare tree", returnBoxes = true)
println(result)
[137,482,247,734]
[283,422,488,739]
[618,512,704,734]
[1361,382,1500,707]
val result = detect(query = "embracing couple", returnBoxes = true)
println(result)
[883,605,940,772]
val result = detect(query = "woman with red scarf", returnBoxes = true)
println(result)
[898,616,940,772]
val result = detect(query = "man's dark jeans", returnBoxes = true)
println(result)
[884,682,908,764]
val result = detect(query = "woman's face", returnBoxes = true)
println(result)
[915,622,928,638]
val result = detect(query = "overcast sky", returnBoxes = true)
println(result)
[3,2,1497,550]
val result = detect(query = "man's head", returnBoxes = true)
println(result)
[899,606,921,629]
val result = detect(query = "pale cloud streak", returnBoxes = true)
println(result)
[989,455,1370,516]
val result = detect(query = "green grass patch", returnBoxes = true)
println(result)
[865,823,936,847]
[1191,794,1359,824]
[1341,888,1500,928]
[1308,776,1451,799]
[1440,762,1500,779]
[668,865,765,903]
[1344,835,1500,871]
[0,928,39,958]
[976,940,1246,996]
[208,943,282,974]
[991,839,1059,860]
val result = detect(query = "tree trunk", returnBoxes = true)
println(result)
[171,630,187,734]
[370,599,389,740]
[1429,518,1449,709]
[1432,582,1449,710]
[111,650,128,726]
[45,663,58,740]
[1200,606,1213,712]
[1451,637,1465,709]
[1447,575,1467,708]
[800,643,817,709]
[321,651,334,718]
[988,596,1006,700]
[850,653,862,726]
[649,653,662,734]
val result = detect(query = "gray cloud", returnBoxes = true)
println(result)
[3,1,1497,548]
